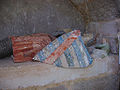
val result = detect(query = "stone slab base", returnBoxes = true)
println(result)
[0,55,119,90]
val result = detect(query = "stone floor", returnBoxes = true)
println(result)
[0,55,119,90]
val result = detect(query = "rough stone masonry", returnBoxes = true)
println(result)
[0,0,119,40]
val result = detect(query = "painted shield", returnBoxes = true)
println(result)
[33,30,93,68]
[11,33,55,62]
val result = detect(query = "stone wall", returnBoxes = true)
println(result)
[0,0,84,40]
[88,0,119,22]
[115,0,120,12]
[69,0,119,26]
[0,0,119,40]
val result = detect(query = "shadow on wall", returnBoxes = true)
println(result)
[0,0,84,40]
[70,0,120,22]
[115,0,120,13]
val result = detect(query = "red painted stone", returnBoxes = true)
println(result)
[11,33,55,63]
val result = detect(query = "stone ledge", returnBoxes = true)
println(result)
[0,55,119,89]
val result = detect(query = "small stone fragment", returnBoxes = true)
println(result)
[95,43,110,54]
[92,49,108,59]
[82,33,94,45]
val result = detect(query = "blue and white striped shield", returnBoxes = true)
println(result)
[33,30,93,68]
